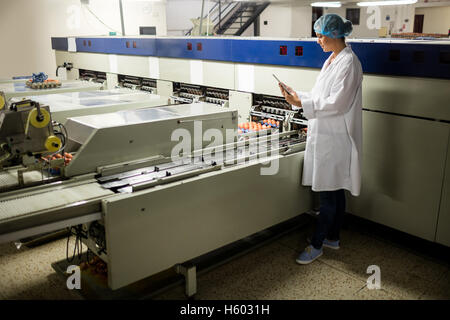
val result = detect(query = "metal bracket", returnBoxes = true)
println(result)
[175,263,197,298]
[170,95,194,104]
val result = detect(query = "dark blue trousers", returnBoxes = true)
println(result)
[311,189,346,250]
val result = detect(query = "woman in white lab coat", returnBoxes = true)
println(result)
[280,14,363,264]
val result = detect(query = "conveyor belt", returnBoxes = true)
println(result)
[100,160,213,192]
[99,134,305,193]
[0,182,113,223]
[0,169,44,191]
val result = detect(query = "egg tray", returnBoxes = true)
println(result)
[25,80,62,89]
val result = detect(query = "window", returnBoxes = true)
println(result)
[346,8,360,26]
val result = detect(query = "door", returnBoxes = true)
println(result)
[312,7,323,37]
[414,14,424,33]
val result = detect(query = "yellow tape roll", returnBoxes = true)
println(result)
[0,94,5,110]
[45,135,62,152]
[29,108,50,128]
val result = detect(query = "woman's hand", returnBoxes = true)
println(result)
[279,83,302,108]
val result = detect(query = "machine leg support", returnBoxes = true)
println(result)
[175,263,197,298]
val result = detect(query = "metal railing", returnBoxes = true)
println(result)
[185,1,236,36]
[185,1,269,37]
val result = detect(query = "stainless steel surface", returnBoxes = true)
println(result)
[19,88,170,124]
[69,102,234,128]
[63,102,238,177]
[1,80,103,100]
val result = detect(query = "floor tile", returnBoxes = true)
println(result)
[155,241,366,300]
[277,226,372,253]
[318,235,439,299]
[352,287,404,300]
[419,269,450,300]
[0,242,24,259]
[0,238,83,300]
[0,226,446,301]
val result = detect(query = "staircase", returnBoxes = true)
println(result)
[186,1,270,36]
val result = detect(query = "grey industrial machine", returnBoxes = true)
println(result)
[0,95,62,174]
[0,102,311,295]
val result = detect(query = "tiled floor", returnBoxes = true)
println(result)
[0,223,449,300]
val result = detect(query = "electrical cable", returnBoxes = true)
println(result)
[81,3,121,34]
[66,227,80,262]
[66,226,86,263]
[86,248,91,265]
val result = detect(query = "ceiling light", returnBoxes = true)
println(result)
[357,0,417,6]
[311,2,342,7]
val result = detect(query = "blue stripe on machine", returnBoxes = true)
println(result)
[156,38,234,61]
[51,37,450,79]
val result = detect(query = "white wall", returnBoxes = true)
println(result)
[291,5,312,38]
[260,3,293,37]
[241,23,255,37]
[324,4,416,38]
[324,6,377,38]
[166,0,215,36]
[0,0,167,78]
[416,6,450,34]
[245,3,309,38]
[165,1,311,38]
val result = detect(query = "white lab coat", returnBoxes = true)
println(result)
[294,46,363,196]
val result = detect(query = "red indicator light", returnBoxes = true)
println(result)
[197,43,202,51]
[187,42,192,50]
[280,45,287,55]
[295,46,303,56]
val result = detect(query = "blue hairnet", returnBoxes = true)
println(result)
[314,14,353,38]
